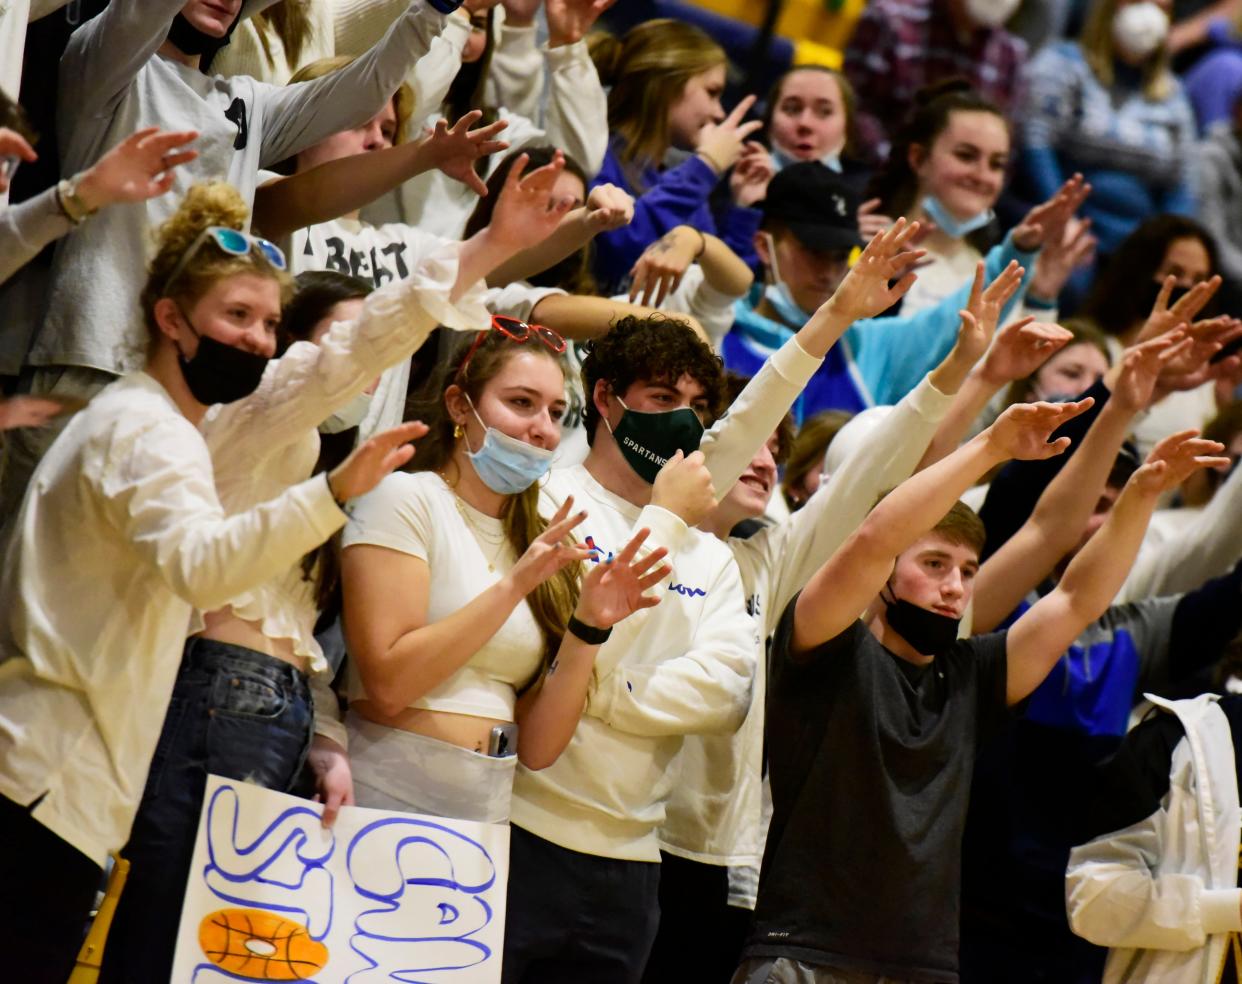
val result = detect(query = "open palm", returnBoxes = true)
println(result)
[1133,431,1229,496]
[988,399,1094,461]
[426,112,509,196]
[824,218,926,323]
[575,528,671,630]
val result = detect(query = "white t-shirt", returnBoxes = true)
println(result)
[342,471,545,721]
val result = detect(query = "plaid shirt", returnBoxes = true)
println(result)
[843,0,1027,158]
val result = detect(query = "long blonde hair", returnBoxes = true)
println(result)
[1079,0,1175,100]
[589,19,726,171]
[140,182,293,354]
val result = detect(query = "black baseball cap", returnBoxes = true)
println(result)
[760,162,864,253]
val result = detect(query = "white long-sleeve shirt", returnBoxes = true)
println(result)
[0,373,345,865]
[365,34,608,237]
[2,0,446,376]
[200,234,489,747]
[510,338,826,862]
[659,374,956,894]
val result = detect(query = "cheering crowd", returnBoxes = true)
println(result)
[4,0,1242,981]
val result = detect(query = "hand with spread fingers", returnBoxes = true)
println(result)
[1136,275,1222,344]
[977,319,1074,386]
[328,420,430,504]
[820,217,926,324]
[574,528,672,631]
[546,0,618,47]
[510,496,594,595]
[1029,215,1096,302]
[1012,173,1091,253]
[485,150,578,252]
[1131,430,1230,497]
[74,127,199,212]
[985,398,1095,461]
[422,112,510,196]
[628,226,701,307]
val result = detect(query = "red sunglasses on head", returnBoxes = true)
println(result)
[457,315,568,379]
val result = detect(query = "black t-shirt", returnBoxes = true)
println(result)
[745,594,1010,983]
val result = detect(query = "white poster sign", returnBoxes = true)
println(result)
[171,776,510,983]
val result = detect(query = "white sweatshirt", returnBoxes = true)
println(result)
[510,338,826,862]
[0,373,344,865]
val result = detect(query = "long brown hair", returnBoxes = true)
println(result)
[409,331,581,670]
[588,19,725,173]
[252,0,316,72]
[1080,0,1175,100]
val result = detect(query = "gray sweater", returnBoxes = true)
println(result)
[1,0,445,376]
[1197,122,1242,288]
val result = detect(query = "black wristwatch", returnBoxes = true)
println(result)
[567,615,612,645]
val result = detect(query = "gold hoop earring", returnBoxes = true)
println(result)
[454,423,465,439]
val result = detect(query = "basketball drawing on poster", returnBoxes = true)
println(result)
[172,775,510,983]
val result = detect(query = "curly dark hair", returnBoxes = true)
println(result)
[580,314,724,444]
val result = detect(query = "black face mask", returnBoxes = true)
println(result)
[176,316,270,406]
[1139,279,1211,319]
[166,6,243,70]
[883,586,961,657]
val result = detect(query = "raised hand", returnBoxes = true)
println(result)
[422,112,509,196]
[1151,316,1242,399]
[584,182,634,232]
[820,217,926,324]
[1131,430,1229,497]
[574,528,671,630]
[75,127,198,212]
[696,94,764,174]
[985,398,1095,461]
[1137,275,1223,343]
[651,449,717,527]
[729,141,774,208]
[1107,330,1191,412]
[1029,215,1096,301]
[1012,173,1091,252]
[628,226,700,307]
[978,318,1073,386]
[485,150,576,253]
[959,259,1027,362]
[328,420,429,503]
[857,198,894,242]
[546,0,617,46]
[500,0,542,26]
[510,496,593,594]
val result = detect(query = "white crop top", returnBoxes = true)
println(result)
[341,471,546,721]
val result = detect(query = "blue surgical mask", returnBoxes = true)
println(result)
[464,399,554,495]
[764,282,814,328]
[761,231,816,328]
[772,146,842,174]
[921,195,994,239]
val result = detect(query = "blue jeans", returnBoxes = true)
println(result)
[98,638,312,984]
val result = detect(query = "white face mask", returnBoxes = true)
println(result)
[319,390,372,434]
[1112,2,1170,61]
[963,0,1021,29]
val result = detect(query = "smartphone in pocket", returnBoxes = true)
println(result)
[488,722,518,757]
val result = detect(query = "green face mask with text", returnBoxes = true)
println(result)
[607,396,705,485]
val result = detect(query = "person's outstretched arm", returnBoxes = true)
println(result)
[972,333,1190,633]
[252,112,509,239]
[792,399,1091,655]
[256,0,454,168]
[1006,432,1229,705]
[1,128,197,286]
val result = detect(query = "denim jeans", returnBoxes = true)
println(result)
[98,637,312,984]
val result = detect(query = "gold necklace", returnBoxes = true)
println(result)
[443,473,507,572]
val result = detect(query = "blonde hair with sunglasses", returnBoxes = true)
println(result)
[141,181,294,355]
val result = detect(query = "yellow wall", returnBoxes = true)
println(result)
[683,0,866,57]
